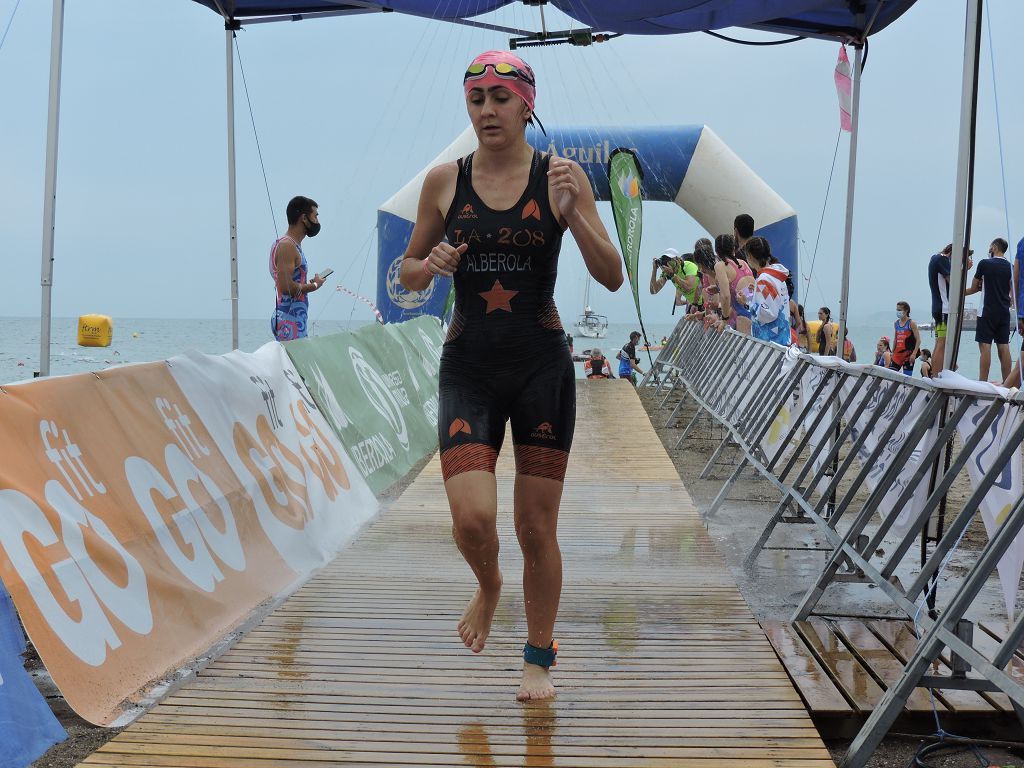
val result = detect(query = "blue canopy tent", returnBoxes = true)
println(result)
[37,0,925,375]
[187,1,917,40]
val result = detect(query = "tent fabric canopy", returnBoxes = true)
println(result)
[192,0,918,40]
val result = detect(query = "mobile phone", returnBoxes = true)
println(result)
[317,268,334,280]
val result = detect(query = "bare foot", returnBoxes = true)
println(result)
[457,584,501,653]
[517,662,556,701]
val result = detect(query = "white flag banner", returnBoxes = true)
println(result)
[935,372,1024,620]
[841,377,937,536]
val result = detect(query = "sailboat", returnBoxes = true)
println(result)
[574,277,608,339]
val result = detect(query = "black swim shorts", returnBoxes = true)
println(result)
[438,348,575,482]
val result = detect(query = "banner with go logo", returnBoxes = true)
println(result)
[0,346,376,725]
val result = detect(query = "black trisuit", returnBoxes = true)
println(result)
[437,151,575,482]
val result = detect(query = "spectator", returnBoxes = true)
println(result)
[584,348,613,379]
[816,307,836,356]
[794,304,810,351]
[734,213,755,255]
[743,236,791,346]
[919,348,933,378]
[616,331,644,385]
[842,335,857,363]
[677,253,704,312]
[695,235,754,335]
[875,337,892,368]
[650,247,701,311]
[928,243,973,374]
[889,300,921,375]
[927,244,952,374]
[270,196,326,341]
[965,238,1013,382]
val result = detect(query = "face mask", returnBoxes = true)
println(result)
[897,310,907,320]
[304,218,321,238]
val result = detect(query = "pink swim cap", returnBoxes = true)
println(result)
[463,50,537,114]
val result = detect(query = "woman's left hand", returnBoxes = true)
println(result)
[548,157,580,218]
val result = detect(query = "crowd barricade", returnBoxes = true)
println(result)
[644,317,1024,768]
[0,318,443,739]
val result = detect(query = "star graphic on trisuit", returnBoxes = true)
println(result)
[479,279,518,313]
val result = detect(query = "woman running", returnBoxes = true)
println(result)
[399,50,622,702]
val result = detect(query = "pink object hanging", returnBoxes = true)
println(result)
[834,44,853,132]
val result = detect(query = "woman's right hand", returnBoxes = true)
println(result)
[423,242,468,278]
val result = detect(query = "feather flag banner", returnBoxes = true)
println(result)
[834,45,853,132]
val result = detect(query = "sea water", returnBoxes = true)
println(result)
[0,316,1002,386]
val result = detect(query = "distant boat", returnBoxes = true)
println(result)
[961,305,977,331]
[574,278,608,339]
[921,305,976,333]
[575,307,608,339]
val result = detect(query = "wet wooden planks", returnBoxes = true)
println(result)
[764,617,1024,737]
[82,381,834,768]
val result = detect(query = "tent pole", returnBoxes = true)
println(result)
[835,42,862,356]
[945,0,983,369]
[39,0,66,378]
[225,25,240,350]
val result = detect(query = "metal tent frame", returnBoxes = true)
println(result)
[36,0,938,378]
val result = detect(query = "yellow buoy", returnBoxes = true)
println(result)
[78,314,114,347]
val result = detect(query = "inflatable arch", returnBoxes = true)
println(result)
[376,125,798,323]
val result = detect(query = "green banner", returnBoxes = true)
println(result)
[284,317,444,495]
[608,148,654,362]
[608,148,644,323]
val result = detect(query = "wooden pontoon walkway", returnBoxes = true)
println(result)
[81,383,835,768]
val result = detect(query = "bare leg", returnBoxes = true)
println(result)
[979,343,992,382]
[1002,355,1022,388]
[513,473,564,701]
[446,471,502,653]
[933,335,946,376]
[998,343,1012,381]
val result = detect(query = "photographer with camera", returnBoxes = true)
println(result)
[649,247,702,313]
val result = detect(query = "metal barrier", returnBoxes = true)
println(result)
[644,317,1024,768]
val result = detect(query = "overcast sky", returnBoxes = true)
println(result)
[1,1,1021,329]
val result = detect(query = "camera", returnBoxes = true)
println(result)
[656,254,674,267]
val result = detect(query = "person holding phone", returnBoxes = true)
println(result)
[270,195,328,341]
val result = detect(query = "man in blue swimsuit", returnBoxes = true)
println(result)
[270,196,325,341]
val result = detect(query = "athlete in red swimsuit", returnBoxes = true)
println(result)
[399,51,622,701]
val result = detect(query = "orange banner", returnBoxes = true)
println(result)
[0,352,374,725]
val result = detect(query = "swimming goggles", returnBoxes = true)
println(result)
[464,61,535,86]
